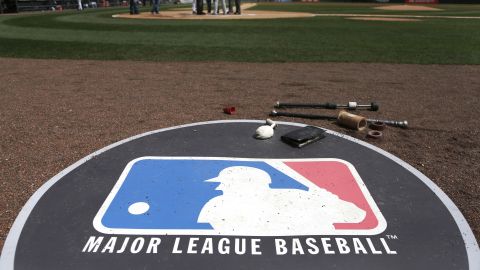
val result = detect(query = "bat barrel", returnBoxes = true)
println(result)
[368,119,408,128]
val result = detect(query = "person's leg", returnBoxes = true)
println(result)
[220,0,225,14]
[213,0,217,14]
[227,0,232,14]
[151,0,157,13]
[234,0,240,14]
[192,0,196,13]
[196,0,204,14]
[206,0,211,13]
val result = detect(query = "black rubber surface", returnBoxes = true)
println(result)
[11,122,469,270]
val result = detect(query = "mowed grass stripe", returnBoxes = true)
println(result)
[0,3,479,63]
[0,37,444,62]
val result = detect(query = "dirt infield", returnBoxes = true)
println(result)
[374,4,442,11]
[113,3,480,21]
[114,3,314,20]
[0,58,479,250]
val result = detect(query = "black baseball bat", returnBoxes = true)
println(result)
[275,101,379,111]
[270,110,408,128]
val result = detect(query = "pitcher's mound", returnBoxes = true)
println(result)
[374,5,442,11]
[113,3,314,20]
[114,10,314,20]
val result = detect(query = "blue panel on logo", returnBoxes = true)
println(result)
[101,159,307,230]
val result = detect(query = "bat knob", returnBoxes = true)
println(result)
[266,118,276,129]
[370,102,379,111]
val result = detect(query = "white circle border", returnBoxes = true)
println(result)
[0,120,478,269]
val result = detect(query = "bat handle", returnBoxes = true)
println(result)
[355,102,379,111]
[270,110,337,120]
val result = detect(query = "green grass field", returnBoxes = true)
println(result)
[0,3,479,64]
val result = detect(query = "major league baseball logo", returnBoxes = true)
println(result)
[93,157,387,236]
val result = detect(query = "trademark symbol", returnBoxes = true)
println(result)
[386,235,398,240]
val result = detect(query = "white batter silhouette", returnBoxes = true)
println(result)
[197,166,366,235]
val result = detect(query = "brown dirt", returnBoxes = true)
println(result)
[346,17,421,22]
[114,4,314,20]
[0,58,479,250]
[374,4,442,11]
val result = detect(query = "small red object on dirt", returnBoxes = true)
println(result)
[223,107,236,115]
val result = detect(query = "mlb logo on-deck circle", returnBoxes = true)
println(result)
[93,157,386,236]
